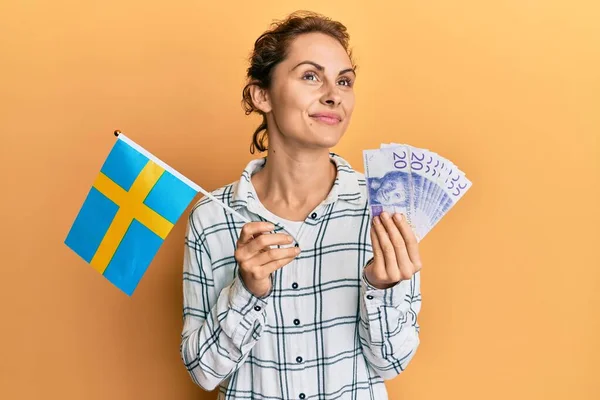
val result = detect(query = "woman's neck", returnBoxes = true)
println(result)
[251,147,337,221]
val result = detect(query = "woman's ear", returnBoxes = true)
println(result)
[249,84,272,114]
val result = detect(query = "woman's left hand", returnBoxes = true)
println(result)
[364,211,423,289]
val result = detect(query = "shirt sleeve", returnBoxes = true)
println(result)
[179,212,273,391]
[358,258,422,380]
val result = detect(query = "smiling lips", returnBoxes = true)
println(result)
[310,112,342,125]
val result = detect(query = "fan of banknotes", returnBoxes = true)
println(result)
[363,143,472,243]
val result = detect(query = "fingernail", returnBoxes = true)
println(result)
[380,212,389,220]
[394,213,402,222]
[373,216,380,225]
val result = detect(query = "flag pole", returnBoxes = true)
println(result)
[113,130,252,225]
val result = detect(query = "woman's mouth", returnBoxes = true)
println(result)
[310,113,342,125]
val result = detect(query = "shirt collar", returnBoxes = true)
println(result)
[231,152,364,211]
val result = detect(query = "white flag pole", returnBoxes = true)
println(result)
[194,184,252,224]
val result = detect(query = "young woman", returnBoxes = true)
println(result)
[180,11,423,400]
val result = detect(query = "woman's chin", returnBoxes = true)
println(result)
[311,130,346,148]
[279,127,346,151]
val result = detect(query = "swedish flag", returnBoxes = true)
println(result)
[65,133,200,296]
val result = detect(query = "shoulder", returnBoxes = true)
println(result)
[352,170,368,199]
[330,153,368,206]
[186,179,240,235]
[353,170,366,185]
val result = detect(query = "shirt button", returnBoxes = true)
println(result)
[296,356,303,363]
[254,306,262,311]
[299,394,306,400]
[366,295,374,300]
[293,319,300,325]
[292,282,298,289]
[310,212,317,219]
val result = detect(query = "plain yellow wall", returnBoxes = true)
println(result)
[1,1,598,399]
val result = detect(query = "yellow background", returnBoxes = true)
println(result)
[1,1,598,399]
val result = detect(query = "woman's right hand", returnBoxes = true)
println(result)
[235,222,301,298]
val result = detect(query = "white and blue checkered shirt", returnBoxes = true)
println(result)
[180,153,422,399]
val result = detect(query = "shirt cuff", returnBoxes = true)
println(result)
[222,271,273,350]
[361,262,413,309]
[229,269,273,314]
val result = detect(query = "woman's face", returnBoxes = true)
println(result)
[263,32,356,150]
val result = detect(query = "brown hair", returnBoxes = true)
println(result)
[241,10,356,154]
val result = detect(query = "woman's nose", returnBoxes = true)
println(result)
[321,86,342,106]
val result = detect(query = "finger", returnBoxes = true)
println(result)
[370,223,387,279]
[373,215,400,282]
[393,213,422,271]
[239,233,294,261]
[251,246,301,268]
[238,222,275,246]
[263,255,300,275]
[380,212,412,278]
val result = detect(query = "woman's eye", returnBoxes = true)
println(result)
[303,72,318,81]
[302,72,353,87]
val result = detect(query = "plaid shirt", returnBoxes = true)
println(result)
[180,154,422,400]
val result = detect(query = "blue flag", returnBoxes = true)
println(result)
[65,133,200,295]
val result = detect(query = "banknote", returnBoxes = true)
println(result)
[363,143,472,242]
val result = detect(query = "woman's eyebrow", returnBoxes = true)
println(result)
[291,60,356,76]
